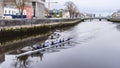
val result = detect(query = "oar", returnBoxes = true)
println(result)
[16,40,70,58]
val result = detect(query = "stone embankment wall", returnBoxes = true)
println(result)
[0,19,79,27]
[0,18,81,39]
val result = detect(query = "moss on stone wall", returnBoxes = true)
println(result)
[0,20,81,42]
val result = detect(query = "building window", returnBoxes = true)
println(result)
[12,11,14,15]
[5,10,7,14]
[9,10,11,15]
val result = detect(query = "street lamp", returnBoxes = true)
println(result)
[32,1,36,18]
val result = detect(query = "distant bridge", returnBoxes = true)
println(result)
[82,17,109,21]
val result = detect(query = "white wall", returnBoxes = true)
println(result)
[4,7,26,15]
[62,12,70,18]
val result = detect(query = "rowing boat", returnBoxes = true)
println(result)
[16,39,71,58]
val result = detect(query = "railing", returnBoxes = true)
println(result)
[82,17,109,20]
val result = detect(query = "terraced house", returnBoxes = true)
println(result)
[0,0,46,19]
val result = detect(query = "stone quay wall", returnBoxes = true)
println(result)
[0,18,80,27]
[0,18,81,39]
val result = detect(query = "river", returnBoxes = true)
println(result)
[0,19,120,68]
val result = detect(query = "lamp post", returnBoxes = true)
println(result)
[32,1,36,18]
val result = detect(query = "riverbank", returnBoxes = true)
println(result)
[0,19,81,41]
[107,18,120,23]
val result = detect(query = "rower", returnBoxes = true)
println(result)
[59,39,62,43]
[56,40,59,44]
[36,46,40,49]
[37,44,42,49]
[42,43,46,48]
[45,42,49,47]
[62,38,65,42]
[51,41,54,45]
[57,34,60,36]
[51,35,54,39]
[53,40,57,44]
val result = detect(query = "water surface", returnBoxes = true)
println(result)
[1,19,120,68]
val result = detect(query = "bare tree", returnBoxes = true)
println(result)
[14,0,27,18]
[65,1,78,19]
[45,7,49,17]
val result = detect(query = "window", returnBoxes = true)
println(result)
[9,10,11,15]
[12,11,14,15]
[5,10,7,14]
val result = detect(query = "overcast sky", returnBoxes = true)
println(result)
[45,0,120,16]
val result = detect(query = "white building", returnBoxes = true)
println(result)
[62,10,70,18]
[0,0,46,19]
[112,10,120,19]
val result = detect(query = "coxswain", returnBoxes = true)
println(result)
[36,46,40,49]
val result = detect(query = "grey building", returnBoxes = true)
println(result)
[0,0,4,15]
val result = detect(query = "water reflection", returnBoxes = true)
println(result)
[12,52,44,68]
[0,54,5,63]
[0,35,49,68]
[116,24,120,31]
[14,55,30,68]
[3,41,75,68]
